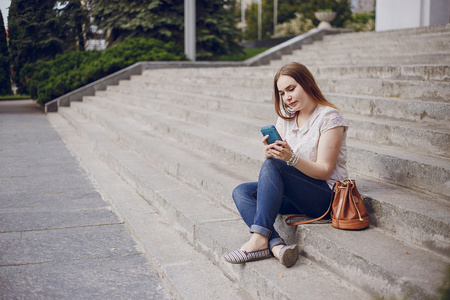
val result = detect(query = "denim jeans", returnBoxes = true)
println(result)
[232,158,332,250]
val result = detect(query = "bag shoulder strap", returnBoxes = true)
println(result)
[285,202,332,226]
[285,183,337,226]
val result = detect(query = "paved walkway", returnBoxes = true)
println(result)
[0,100,170,299]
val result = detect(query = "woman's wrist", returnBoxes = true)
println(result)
[286,151,299,166]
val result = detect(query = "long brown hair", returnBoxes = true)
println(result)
[274,62,337,121]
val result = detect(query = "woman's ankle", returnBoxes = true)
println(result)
[241,233,269,252]
[271,244,284,259]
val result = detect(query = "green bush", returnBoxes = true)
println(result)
[276,13,315,37]
[344,12,375,32]
[20,37,186,105]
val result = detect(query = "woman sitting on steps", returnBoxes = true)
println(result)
[224,62,348,268]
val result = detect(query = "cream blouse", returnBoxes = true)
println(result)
[276,105,348,189]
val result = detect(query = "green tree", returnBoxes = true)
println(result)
[197,0,242,59]
[91,0,242,60]
[59,0,91,52]
[0,10,12,95]
[8,0,64,94]
[91,0,185,45]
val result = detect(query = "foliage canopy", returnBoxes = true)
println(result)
[240,0,352,41]
[8,0,91,94]
[90,0,243,60]
[21,37,185,105]
[0,10,11,95]
[9,0,243,97]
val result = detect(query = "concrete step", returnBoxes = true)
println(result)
[272,52,450,67]
[46,112,253,300]
[56,102,448,299]
[348,175,450,258]
[70,96,450,255]
[142,64,450,82]
[345,113,450,158]
[310,65,450,81]
[85,93,269,143]
[146,69,449,102]
[347,139,450,200]
[66,100,254,210]
[132,67,450,126]
[328,93,450,127]
[309,37,449,50]
[320,26,450,42]
[81,95,263,174]
[109,80,272,104]
[104,79,450,157]
[293,224,449,299]
[308,33,450,51]
[54,106,372,300]
[100,84,450,128]
[86,88,450,199]
[48,23,450,300]
[319,24,450,42]
[118,74,449,104]
[316,78,449,101]
[96,88,275,123]
[90,89,450,158]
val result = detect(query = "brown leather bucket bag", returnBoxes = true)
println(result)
[331,179,369,230]
[285,179,370,230]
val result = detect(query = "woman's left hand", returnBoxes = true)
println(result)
[267,140,293,161]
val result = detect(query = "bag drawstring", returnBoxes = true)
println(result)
[349,184,364,222]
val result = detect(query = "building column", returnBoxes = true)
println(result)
[184,0,196,61]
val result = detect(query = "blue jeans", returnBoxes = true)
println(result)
[232,158,332,250]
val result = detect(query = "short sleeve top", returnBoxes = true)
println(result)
[275,105,348,189]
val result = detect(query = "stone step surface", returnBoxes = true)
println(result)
[54,99,447,299]
[300,36,450,53]
[144,64,450,81]
[49,23,450,300]
[72,95,450,254]
[92,85,450,199]
[52,105,372,300]
[79,92,450,235]
[94,88,450,157]
[47,111,254,300]
[135,71,450,96]
[120,75,449,104]
[272,25,450,67]
[272,52,450,66]
[304,38,450,52]
[104,81,450,128]
[320,27,450,42]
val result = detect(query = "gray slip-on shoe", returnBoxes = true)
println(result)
[224,248,272,264]
[278,244,298,267]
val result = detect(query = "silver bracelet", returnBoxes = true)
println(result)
[287,152,299,166]
[286,150,294,164]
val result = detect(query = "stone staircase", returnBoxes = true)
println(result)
[47,24,450,300]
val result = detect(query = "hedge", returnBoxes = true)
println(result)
[20,37,186,105]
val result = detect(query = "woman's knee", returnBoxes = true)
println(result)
[260,158,284,178]
[262,158,284,170]
[232,182,256,206]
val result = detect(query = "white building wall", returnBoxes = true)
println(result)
[376,0,450,31]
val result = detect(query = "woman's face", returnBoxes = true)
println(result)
[277,75,311,112]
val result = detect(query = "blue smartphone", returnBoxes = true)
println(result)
[261,125,283,145]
